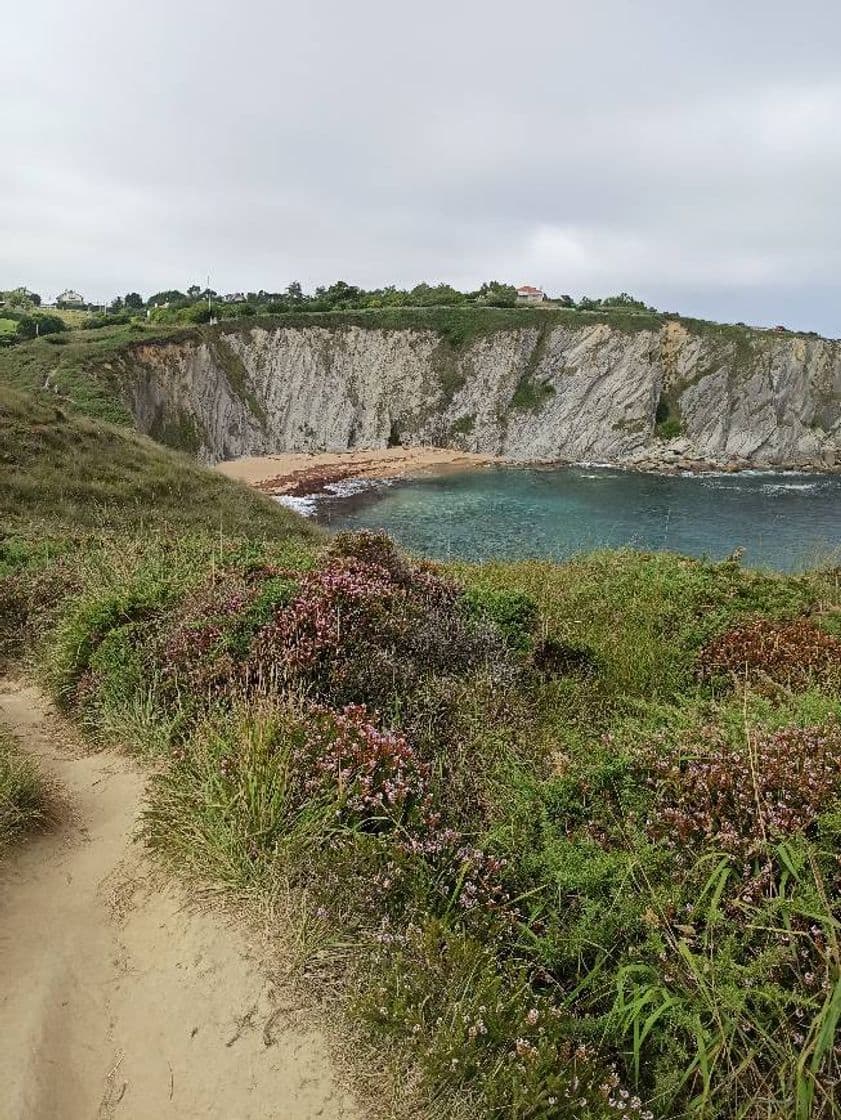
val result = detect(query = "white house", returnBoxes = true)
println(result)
[516,285,546,304]
[56,289,85,306]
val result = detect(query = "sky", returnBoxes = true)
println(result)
[3,0,841,335]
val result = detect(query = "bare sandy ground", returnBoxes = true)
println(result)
[216,446,494,495]
[0,681,358,1120]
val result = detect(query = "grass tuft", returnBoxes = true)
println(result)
[0,726,48,855]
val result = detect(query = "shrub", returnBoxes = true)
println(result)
[698,617,841,691]
[160,564,297,697]
[654,417,683,439]
[250,532,515,726]
[294,704,431,831]
[82,311,132,329]
[463,586,539,652]
[45,576,176,705]
[354,919,641,1119]
[646,723,841,862]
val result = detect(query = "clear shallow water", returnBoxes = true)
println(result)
[308,466,841,572]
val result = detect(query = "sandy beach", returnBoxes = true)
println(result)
[216,446,494,496]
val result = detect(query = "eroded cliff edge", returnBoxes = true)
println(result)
[106,315,841,469]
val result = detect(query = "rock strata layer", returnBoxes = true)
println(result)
[113,320,841,469]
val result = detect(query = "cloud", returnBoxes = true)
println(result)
[2,0,840,335]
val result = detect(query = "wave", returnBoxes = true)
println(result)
[699,477,826,495]
[274,494,319,517]
[323,476,393,498]
[762,482,822,494]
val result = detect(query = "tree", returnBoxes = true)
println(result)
[601,292,651,311]
[321,280,363,308]
[14,312,66,339]
[6,288,29,309]
[409,282,465,307]
[109,296,124,313]
[124,292,144,309]
[286,281,304,303]
[183,303,213,324]
[147,289,187,307]
[187,284,202,300]
[477,281,517,307]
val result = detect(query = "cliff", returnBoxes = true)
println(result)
[103,311,840,469]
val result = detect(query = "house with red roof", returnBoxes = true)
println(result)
[516,285,546,304]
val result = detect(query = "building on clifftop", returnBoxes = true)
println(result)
[516,285,546,304]
[56,289,86,307]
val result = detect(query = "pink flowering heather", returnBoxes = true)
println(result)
[646,723,841,859]
[253,556,403,677]
[160,564,295,695]
[698,616,841,691]
[294,704,431,829]
[248,532,510,718]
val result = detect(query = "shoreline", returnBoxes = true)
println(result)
[215,446,496,496]
[215,445,840,498]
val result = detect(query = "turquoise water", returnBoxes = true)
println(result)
[308,466,841,572]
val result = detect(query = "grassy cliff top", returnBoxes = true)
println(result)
[0,383,317,543]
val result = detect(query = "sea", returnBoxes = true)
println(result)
[276,465,841,573]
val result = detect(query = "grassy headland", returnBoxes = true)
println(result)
[0,382,318,539]
[2,358,841,1117]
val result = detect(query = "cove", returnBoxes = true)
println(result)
[311,465,841,572]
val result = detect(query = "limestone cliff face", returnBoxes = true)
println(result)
[116,319,841,468]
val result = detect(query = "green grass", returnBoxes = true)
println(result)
[0,382,319,541]
[0,320,183,424]
[0,726,48,855]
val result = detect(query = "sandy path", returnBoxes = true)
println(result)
[0,681,358,1120]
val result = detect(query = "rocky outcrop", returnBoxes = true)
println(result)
[114,318,841,469]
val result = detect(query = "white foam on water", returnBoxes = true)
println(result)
[762,481,821,494]
[274,494,319,517]
[323,476,392,497]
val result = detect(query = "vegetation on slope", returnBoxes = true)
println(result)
[0,320,184,424]
[0,383,317,540]
[0,382,319,665]
[3,380,841,1118]
[6,516,841,1116]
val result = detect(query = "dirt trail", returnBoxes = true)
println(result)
[0,681,358,1120]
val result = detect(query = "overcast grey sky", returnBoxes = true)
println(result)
[4,0,841,334]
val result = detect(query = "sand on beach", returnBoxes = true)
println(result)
[215,446,495,495]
